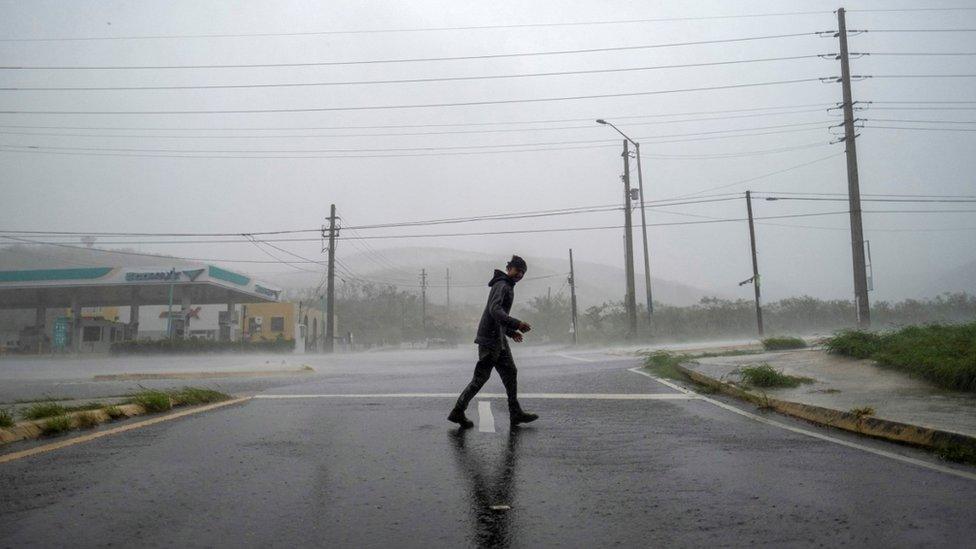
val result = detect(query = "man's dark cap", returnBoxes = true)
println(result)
[507,255,528,272]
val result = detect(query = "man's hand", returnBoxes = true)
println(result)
[518,321,532,333]
[512,332,524,343]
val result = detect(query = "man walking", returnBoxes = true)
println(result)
[449,255,539,428]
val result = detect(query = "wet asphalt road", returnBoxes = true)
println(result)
[2,347,976,547]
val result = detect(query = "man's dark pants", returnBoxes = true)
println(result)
[454,341,522,414]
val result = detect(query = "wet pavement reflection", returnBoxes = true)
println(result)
[449,426,523,548]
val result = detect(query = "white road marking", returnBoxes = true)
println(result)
[478,401,496,433]
[627,367,976,482]
[557,353,594,363]
[254,392,696,400]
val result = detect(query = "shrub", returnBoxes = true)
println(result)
[642,351,690,380]
[824,330,883,359]
[22,402,68,421]
[738,363,814,388]
[103,405,126,420]
[169,387,229,406]
[75,411,100,429]
[825,323,976,392]
[130,391,172,413]
[0,408,14,428]
[41,415,72,436]
[762,337,807,351]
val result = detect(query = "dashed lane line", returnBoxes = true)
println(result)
[627,367,976,482]
[478,401,496,433]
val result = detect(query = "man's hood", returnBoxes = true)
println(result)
[488,269,514,287]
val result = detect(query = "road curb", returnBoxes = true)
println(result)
[0,397,251,464]
[0,397,250,448]
[674,361,976,453]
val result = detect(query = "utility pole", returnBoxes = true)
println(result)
[420,268,428,333]
[621,139,638,338]
[745,191,764,337]
[568,248,579,345]
[837,7,871,328]
[324,204,337,353]
[445,268,451,312]
[634,142,654,323]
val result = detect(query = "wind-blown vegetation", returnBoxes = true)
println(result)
[762,337,807,350]
[825,322,976,392]
[738,363,814,388]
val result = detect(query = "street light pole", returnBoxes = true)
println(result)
[597,119,654,330]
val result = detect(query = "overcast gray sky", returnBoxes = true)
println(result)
[1,0,974,303]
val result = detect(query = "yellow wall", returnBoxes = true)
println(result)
[241,302,325,342]
[61,306,121,321]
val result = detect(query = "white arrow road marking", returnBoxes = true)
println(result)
[478,400,496,433]
[627,367,976,482]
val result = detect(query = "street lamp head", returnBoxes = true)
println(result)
[596,119,607,125]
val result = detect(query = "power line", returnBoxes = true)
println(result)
[0,55,824,91]
[0,78,824,115]
[0,33,822,70]
[668,152,844,199]
[0,121,831,154]
[865,125,976,132]
[0,16,836,42]
[863,28,976,33]
[0,103,835,131]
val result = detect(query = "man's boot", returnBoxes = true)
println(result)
[509,402,539,426]
[448,407,474,429]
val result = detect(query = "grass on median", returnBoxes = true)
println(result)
[762,336,807,351]
[825,322,976,392]
[75,411,100,429]
[103,405,126,420]
[642,351,691,380]
[127,387,231,413]
[40,415,72,436]
[21,401,106,421]
[738,363,814,389]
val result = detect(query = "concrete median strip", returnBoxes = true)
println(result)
[0,397,251,464]
[671,362,976,454]
[628,366,976,481]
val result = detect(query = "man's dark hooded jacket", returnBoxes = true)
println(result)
[474,269,522,346]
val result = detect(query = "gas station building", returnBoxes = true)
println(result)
[0,265,283,353]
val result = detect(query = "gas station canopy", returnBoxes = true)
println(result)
[0,265,282,309]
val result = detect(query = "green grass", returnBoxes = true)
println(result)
[762,336,807,351]
[40,415,72,436]
[642,351,690,380]
[935,442,976,466]
[169,387,230,406]
[21,401,108,421]
[696,349,762,358]
[75,411,100,429]
[129,390,172,413]
[825,322,976,392]
[738,363,814,388]
[21,402,68,421]
[103,405,126,420]
[0,408,14,428]
[824,330,883,359]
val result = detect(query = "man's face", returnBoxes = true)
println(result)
[507,267,525,282]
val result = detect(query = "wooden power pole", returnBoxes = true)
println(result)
[837,7,871,328]
[324,204,337,353]
[621,140,638,338]
[745,191,764,337]
[568,248,579,345]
